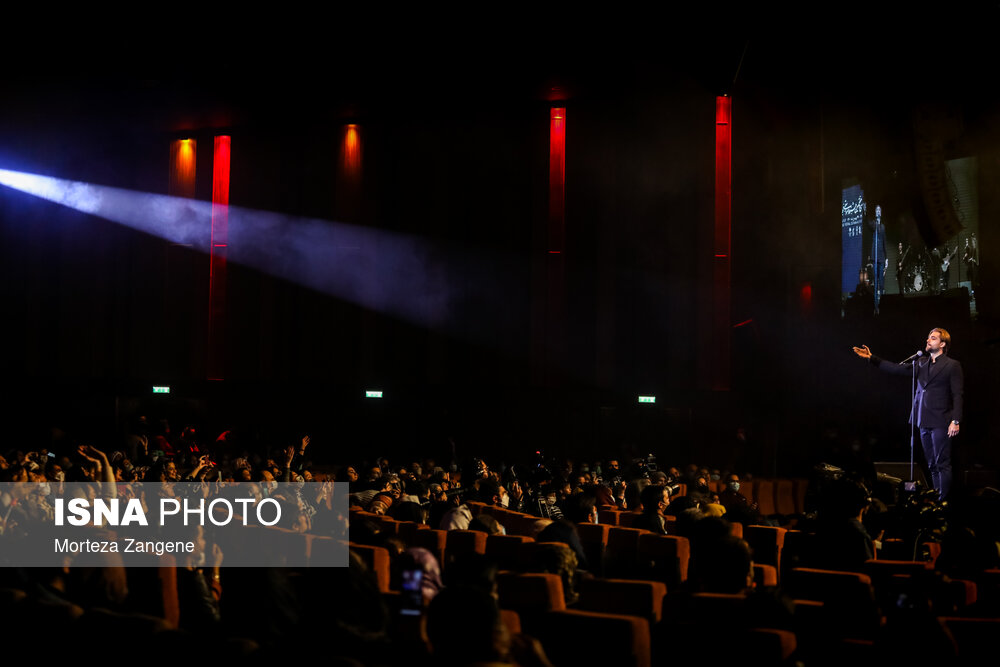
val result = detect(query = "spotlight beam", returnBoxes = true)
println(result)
[0,168,213,247]
[0,168,514,340]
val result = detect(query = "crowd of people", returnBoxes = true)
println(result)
[1,416,999,664]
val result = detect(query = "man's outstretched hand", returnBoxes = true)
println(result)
[852,345,872,360]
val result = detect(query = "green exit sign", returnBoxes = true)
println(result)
[637,395,656,403]
[152,386,171,394]
[365,390,383,398]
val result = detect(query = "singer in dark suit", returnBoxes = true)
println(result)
[853,328,963,502]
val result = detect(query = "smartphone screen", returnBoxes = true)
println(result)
[399,568,423,616]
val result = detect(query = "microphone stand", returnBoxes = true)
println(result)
[873,222,881,315]
[907,357,919,482]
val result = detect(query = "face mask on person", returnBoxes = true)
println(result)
[728,482,740,492]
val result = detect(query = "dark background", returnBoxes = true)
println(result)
[2,21,1000,477]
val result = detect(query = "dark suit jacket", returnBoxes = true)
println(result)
[631,512,668,535]
[874,353,963,429]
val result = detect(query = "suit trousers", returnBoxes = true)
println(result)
[919,426,953,501]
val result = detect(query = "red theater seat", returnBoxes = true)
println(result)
[606,526,647,577]
[636,533,689,587]
[784,567,882,639]
[411,529,448,567]
[577,577,667,623]
[744,525,786,572]
[485,533,533,571]
[397,520,429,546]
[349,542,391,592]
[537,609,650,667]
[445,529,487,559]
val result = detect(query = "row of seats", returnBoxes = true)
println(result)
[6,570,994,667]
[485,566,981,636]
[492,571,795,666]
[728,477,809,519]
[463,476,808,521]
[351,506,993,618]
[615,477,810,519]
[353,506,939,587]
[353,509,695,585]
[487,568,996,665]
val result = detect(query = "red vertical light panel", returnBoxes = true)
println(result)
[713,96,732,391]
[534,106,568,387]
[342,124,362,180]
[549,107,566,253]
[207,135,231,381]
[168,139,196,198]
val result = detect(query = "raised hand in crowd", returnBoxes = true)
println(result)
[78,444,117,495]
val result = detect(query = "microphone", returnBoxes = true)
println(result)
[898,351,924,365]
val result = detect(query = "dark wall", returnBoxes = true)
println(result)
[3,35,1000,472]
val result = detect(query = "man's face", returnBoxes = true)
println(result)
[875,205,882,220]
[927,330,946,354]
[656,490,669,514]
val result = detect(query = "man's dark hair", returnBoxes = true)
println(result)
[640,483,667,514]
[476,478,501,505]
[563,491,597,524]
[817,477,871,520]
[407,479,427,499]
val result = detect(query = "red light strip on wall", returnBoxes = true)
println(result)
[549,107,566,253]
[207,135,231,381]
[713,96,732,391]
